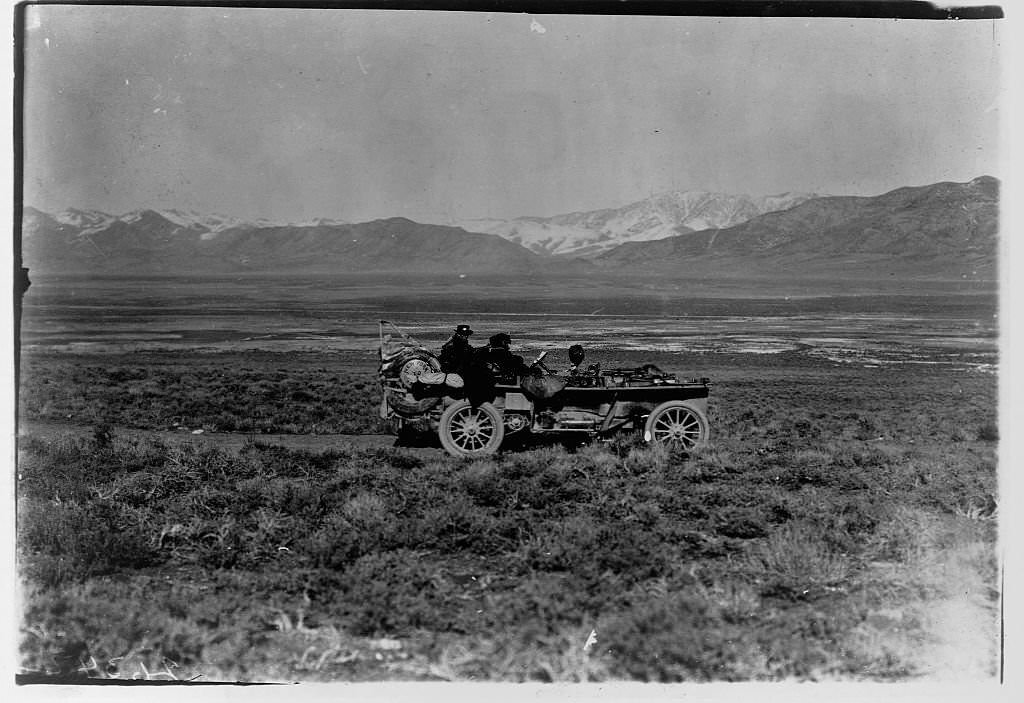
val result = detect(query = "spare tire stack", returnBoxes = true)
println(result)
[382,350,443,416]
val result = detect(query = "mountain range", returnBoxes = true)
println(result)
[596,176,998,280]
[21,209,571,275]
[21,177,998,281]
[457,190,817,257]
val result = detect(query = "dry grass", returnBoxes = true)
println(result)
[16,345,1000,682]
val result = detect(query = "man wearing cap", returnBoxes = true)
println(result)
[440,324,476,375]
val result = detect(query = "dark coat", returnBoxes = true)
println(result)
[475,346,531,382]
[439,335,474,373]
[462,345,531,405]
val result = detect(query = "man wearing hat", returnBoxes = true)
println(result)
[567,344,586,375]
[440,324,476,374]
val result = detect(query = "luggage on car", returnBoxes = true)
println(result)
[520,373,566,400]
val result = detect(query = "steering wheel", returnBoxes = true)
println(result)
[532,350,552,374]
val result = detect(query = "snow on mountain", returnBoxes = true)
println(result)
[756,192,813,212]
[22,210,582,276]
[28,207,350,240]
[27,190,814,263]
[55,208,116,230]
[148,209,285,233]
[142,209,289,240]
[457,190,817,257]
[596,177,999,280]
[283,217,349,228]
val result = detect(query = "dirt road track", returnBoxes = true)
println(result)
[18,420,443,456]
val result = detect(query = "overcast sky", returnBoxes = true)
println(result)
[22,7,1002,224]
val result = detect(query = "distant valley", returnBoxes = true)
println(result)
[21,178,998,285]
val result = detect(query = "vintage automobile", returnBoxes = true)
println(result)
[378,321,710,458]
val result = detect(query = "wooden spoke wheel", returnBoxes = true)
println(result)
[643,401,709,450]
[439,400,504,457]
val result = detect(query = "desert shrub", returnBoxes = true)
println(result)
[498,445,568,481]
[20,351,386,434]
[976,421,999,441]
[791,417,822,439]
[591,523,675,579]
[515,515,602,572]
[334,550,447,635]
[387,485,507,554]
[371,448,423,471]
[246,506,296,548]
[598,592,745,681]
[907,456,997,517]
[300,513,366,570]
[762,496,794,525]
[514,462,590,511]
[17,436,128,503]
[631,499,663,528]
[192,517,246,570]
[459,460,508,507]
[431,626,611,682]
[715,508,768,539]
[694,577,762,624]
[603,431,646,458]
[341,492,389,528]
[681,444,740,481]
[854,415,880,440]
[772,462,838,489]
[18,572,308,680]
[743,522,851,600]
[18,498,161,586]
[16,340,1001,682]
[794,496,883,555]
[476,572,594,634]
[186,486,240,515]
[622,443,670,475]
[90,422,115,451]
[864,505,938,563]
[271,483,332,522]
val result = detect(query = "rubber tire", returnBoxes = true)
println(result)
[382,353,443,416]
[438,400,505,457]
[643,400,709,449]
[386,386,441,417]
[398,354,441,388]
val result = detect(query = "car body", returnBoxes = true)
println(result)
[378,321,711,458]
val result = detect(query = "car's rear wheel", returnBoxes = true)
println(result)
[643,401,709,449]
[439,400,504,457]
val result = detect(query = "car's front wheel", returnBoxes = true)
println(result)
[643,401,709,450]
[439,400,504,457]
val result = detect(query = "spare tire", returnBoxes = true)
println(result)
[385,352,442,416]
[398,354,440,388]
[386,387,440,416]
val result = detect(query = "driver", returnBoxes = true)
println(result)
[567,344,586,375]
[475,332,532,383]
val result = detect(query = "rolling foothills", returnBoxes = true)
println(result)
[22,177,997,282]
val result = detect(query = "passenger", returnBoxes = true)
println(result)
[440,324,475,374]
[475,332,532,383]
[567,344,586,375]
